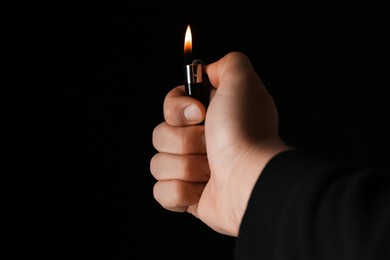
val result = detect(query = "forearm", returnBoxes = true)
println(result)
[235,149,390,259]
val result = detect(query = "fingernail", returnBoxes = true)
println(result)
[184,104,202,122]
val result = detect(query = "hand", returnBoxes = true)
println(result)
[151,51,289,236]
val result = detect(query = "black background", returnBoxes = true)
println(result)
[2,1,389,259]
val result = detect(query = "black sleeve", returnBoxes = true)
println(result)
[235,149,390,260]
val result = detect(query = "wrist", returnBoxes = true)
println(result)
[231,139,290,234]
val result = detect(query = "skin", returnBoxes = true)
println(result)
[151,51,289,236]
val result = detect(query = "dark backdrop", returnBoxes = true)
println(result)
[2,1,389,259]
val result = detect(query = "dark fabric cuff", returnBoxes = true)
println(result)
[234,149,325,260]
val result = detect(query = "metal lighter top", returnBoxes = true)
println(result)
[184,59,204,87]
[184,59,209,108]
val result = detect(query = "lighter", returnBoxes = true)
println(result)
[183,24,210,109]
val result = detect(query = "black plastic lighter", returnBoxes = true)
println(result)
[184,59,210,109]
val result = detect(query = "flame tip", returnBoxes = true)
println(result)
[184,24,192,54]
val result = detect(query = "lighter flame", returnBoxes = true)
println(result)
[184,24,192,53]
